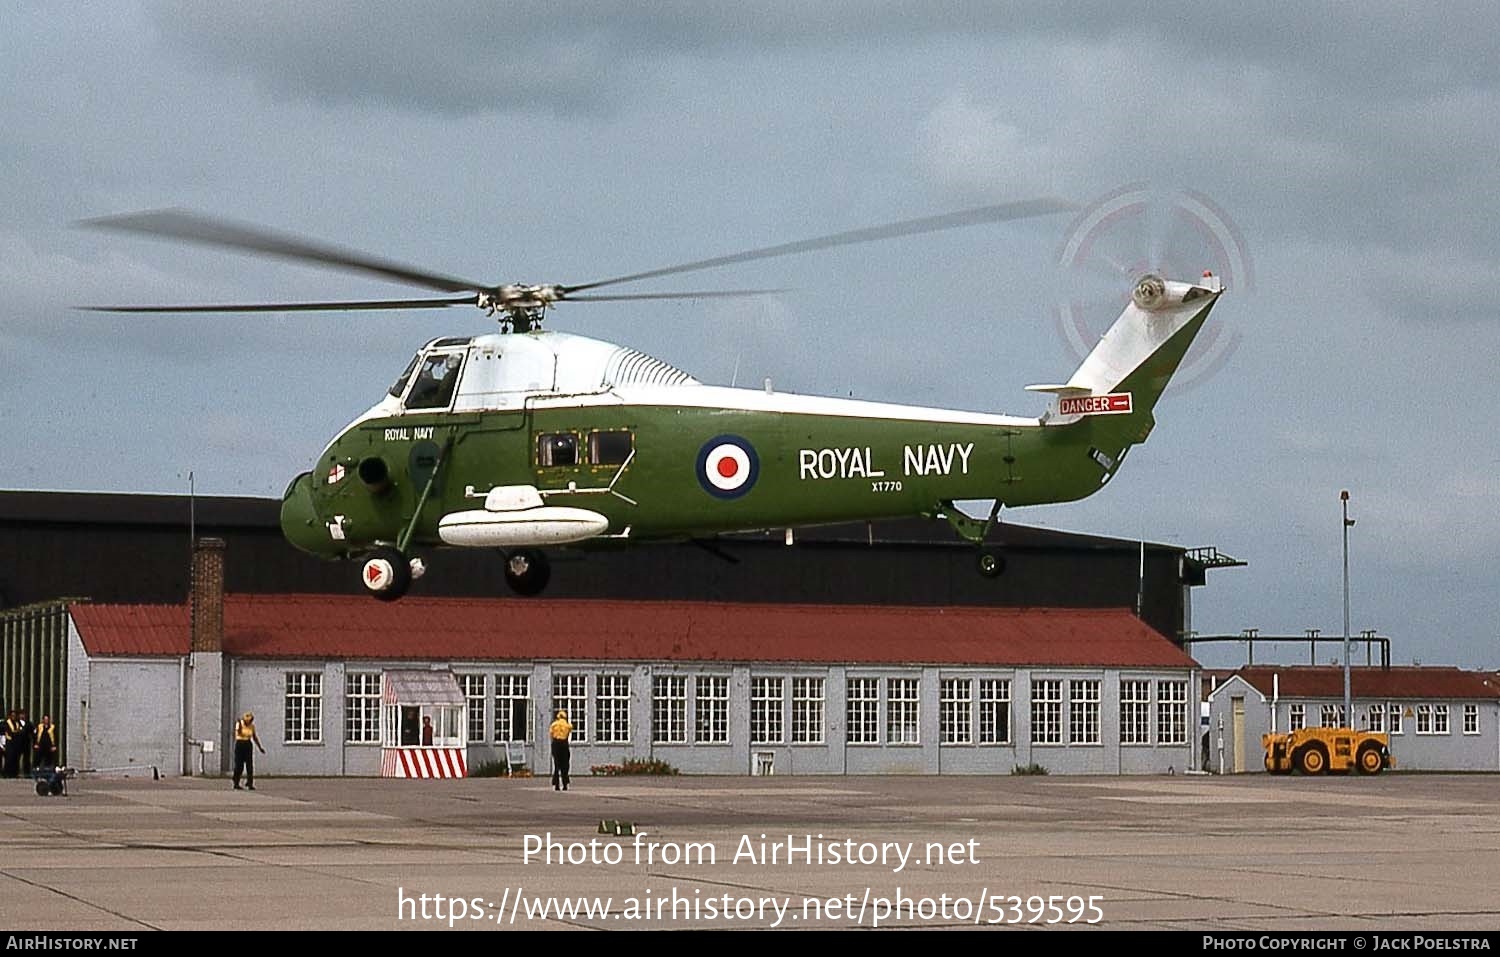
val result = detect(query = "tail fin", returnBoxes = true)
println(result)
[1029,273,1222,421]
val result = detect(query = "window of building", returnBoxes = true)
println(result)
[751,677,784,745]
[978,678,1011,745]
[494,674,531,743]
[1120,679,1151,745]
[652,675,687,745]
[694,676,729,744]
[940,678,972,745]
[1433,704,1450,735]
[1388,703,1402,735]
[552,674,587,743]
[1288,703,1305,731]
[458,674,486,743]
[887,677,920,745]
[847,677,880,745]
[1464,704,1479,735]
[1157,680,1188,745]
[537,432,579,467]
[1320,704,1345,728]
[1070,679,1101,745]
[588,430,633,466]
[791,677,825,745]
[1368,702,1385,733]
[344,672,381,744]
[596,674,631,744]
[1032,679,1063,745]
[1416,704,1433,735]
[284,672,323,744]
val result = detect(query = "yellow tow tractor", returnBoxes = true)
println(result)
[1262,727,1393,775]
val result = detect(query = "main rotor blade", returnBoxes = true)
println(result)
[564,289,785,302]
[568,197,1077,294]
[79,209,488,294]
[80,296,476,314]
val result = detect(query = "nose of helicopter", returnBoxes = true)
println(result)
[279,471,337,557]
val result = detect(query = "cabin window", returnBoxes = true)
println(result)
[588,429,633,466]
[388,354,419,398]
[404,352,464,410]
[537,432,579,467]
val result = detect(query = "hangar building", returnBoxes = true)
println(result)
[0,490,1214,638]
[2,490,1229,777]
[56,569,1199,778]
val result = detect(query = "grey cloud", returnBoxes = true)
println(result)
[150,2,1500,115]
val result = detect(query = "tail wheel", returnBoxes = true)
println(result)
[504,549,552,597]
[977,551,1006,578]
[1356,743,1385,775]
[360,546,412,602]
[1295,744,1328,775]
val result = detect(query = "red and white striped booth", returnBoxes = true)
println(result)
[381,746,467,778]
[379,670,469,779]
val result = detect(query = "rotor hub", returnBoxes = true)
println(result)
[477,284,566,332]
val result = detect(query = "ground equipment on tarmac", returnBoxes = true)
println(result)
[1262,727,1392,775]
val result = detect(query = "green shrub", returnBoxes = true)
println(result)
[1011,762,1049,776]
[590,758,681,776]
[469,760,508,778]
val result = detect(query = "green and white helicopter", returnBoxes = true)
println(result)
[86,201,1223,600]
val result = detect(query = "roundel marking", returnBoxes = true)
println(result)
[697,435,759,499]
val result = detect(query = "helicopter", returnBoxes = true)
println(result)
[83,200,1223,600]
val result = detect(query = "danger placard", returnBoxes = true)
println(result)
[1059,393,1133,416]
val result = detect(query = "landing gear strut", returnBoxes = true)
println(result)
[360,546,412,602]
[504,548,551,596]
[939,499,1007,579]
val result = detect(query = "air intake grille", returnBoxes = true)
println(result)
[604,348,698,387]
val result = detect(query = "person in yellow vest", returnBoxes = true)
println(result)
[33,715,59,770]
[232,712,266,790]
[549,709,573,791]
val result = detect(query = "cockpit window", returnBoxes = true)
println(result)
[388,354,420,399]
[404,352,465,410]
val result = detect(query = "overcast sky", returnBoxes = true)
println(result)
[4,3,1497,668]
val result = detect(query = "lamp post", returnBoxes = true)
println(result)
[1341,490,1355,727]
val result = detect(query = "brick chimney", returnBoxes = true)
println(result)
[190,537,225,653]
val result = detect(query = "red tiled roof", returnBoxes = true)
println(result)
[70,595,1196,668]
[1229,666,1500,701]
[70,603,190,656]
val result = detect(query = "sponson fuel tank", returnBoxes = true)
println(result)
[436,485,608,547]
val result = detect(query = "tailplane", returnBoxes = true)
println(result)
[1029,273,1222,421]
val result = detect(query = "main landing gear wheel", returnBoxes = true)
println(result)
[360,546,412,602]
[504,548,551,597]
[977,551,1006,578]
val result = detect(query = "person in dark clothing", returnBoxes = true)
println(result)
[33,715,58,770]
[549,709,572,791]
[15,710,32,776]
[2,710,20,778]
[421,715,434,746]
[232,712,265,790]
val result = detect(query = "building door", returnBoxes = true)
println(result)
[1232,697,1246,772]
